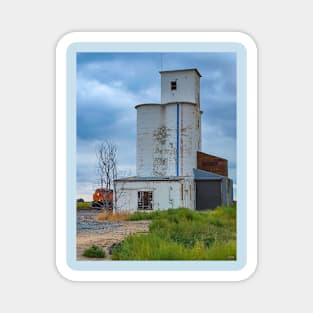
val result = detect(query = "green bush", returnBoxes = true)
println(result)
[83,244,106,258]
[113,206,237,260]
[77,201,92,209]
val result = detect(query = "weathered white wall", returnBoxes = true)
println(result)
[178,103,202,176]
[160,70,200,105]
[136,69,202,178]
[136,102,201,177]
[162,103,178,176]
[131,70,201,212]
[136,104,162,177]
[115,178,195,212]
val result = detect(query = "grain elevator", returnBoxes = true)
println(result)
[115,69,233,211]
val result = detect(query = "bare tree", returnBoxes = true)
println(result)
[95,142,134,212]
[94,141,118,210]
[96,141,117,190]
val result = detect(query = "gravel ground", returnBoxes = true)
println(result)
[76,209,150,260]
[77,221,122,233]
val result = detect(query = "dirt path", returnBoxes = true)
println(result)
[77,220,150,260]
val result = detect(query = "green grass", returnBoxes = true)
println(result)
[127,210,163,221]
[83,244,106,258]
[112,205,236,260]
[77,201,92,209]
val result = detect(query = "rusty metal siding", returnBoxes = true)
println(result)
[197,151,228,177]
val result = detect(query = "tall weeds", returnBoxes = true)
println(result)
[112,206,236,260]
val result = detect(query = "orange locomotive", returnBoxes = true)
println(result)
[92,188,113,209]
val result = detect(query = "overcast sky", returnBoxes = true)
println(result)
[77,52,236,200]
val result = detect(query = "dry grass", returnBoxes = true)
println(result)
[96,211,132,222]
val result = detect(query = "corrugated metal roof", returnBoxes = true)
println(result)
[193,168,224,180]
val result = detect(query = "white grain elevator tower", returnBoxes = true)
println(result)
[136,69,202,178]
[115,68,233,212]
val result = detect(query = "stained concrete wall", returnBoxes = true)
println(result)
[136,102,201,177]
[177,103,201,176]
[115,178,195,212]
[136,104,162,177]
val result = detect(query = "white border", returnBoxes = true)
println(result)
[56,32,258,282]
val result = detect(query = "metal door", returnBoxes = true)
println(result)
[196,180,222,210]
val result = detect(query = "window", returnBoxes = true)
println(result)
[137,191,153,210]
[171,81,177,90]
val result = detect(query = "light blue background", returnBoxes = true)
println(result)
[66,42,247,271]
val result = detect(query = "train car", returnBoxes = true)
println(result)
[92,188,113,210]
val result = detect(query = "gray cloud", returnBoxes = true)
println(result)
[76,52,237,199]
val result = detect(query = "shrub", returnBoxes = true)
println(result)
[77,201,92,209]
[83,244,106,258]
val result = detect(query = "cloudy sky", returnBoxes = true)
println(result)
[77,52,236,200]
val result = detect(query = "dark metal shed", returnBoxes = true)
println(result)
[193,169,233,210]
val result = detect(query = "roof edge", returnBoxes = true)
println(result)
[159,68,202,77]
[114,176,186,182]
[135,101,198,109]
[134,103,160,109]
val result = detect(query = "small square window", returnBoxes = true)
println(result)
[171,81,177,90]
[138,191,153,210]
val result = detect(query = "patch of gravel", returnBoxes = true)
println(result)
[76,220,151,260]
[77,220,122,233]
[76,209,151,259]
